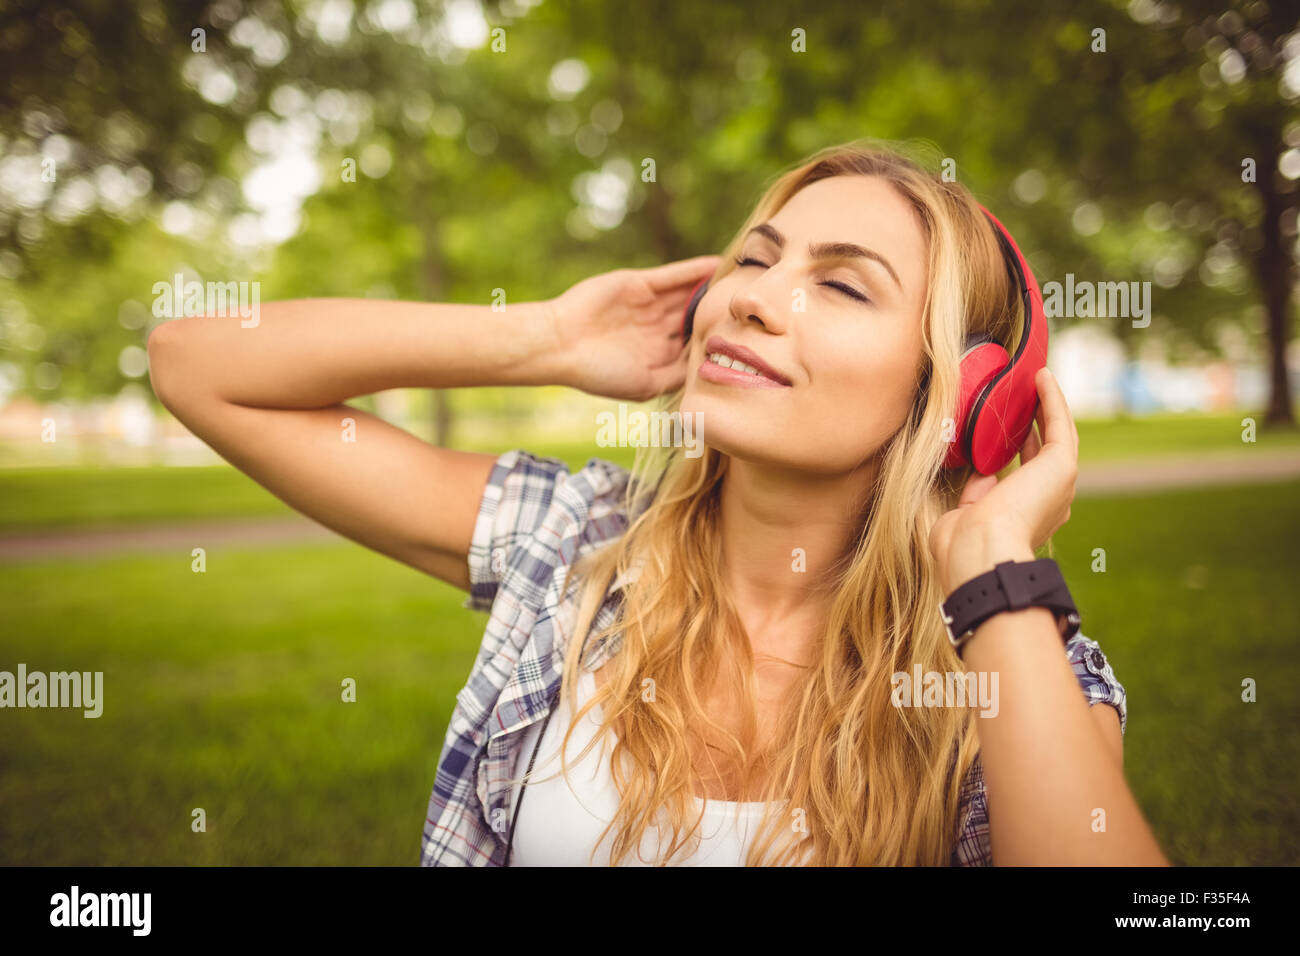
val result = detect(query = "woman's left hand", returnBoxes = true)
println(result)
[929,366,1080,595]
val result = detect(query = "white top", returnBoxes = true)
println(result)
[507,666,789,866]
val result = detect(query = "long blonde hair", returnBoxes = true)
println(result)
[516,138,1022,865]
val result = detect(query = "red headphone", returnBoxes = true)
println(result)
[680,203,1046,476]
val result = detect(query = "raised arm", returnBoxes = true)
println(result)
[146,297,561,588]
[931,367,1169,865]
[145,256,718,591]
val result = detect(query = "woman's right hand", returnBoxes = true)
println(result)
[545,254,720,402]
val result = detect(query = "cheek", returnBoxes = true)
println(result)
[812,328,921,419]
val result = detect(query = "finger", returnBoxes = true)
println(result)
[648,344,691,392]
[958,471,998,507]
[1035,367,1074,451]
[649,332,691,369]
[643,255,721,293]
[1020,420,1042,465]
[928,512,954,562]
[1056,374,1079,458]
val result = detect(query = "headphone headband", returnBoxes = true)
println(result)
[976,204,1042,374]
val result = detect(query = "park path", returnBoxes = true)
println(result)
[0,514,343,563]
[2,449,1298,563]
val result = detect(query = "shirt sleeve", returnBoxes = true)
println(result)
[1065,631,1128,737]
[461,448,573,614]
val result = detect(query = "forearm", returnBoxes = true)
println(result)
[953,536,1170,866]
[147,297,562,410]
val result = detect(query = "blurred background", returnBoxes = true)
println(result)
[1,0,1297,865]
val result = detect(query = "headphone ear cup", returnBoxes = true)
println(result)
[682,278,709,344]
[942,333,1011,471]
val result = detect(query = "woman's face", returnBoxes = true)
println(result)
[681,174,930,474]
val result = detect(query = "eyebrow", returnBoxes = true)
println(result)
[745,222,902,292]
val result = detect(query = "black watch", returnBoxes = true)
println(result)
[940,558,1080,657]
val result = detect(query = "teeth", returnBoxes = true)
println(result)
[708,352,763,377]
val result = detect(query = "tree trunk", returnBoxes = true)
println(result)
[644,178,687,265]
[1251,149,1297,428]
[417,193,453,447]
[432,390,451,448]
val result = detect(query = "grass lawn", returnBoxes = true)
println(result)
[1,478,1296,865]
[1051,478,1300,867]
[0,412,1297,532]
[1,539,479,865]
[1074,410,1300,461]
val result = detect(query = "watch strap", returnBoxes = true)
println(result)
[940,558,1080,655]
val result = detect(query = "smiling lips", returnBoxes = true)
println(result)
[700,335,792,389]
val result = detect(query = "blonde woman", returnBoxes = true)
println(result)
[148,140,1169,867]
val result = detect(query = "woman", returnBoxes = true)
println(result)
[148,139,1169,867]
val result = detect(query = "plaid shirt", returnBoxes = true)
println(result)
[421,449,1128,867]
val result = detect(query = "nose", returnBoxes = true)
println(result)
[728,270,790,335]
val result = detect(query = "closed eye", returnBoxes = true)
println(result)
[733,255,871,304]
